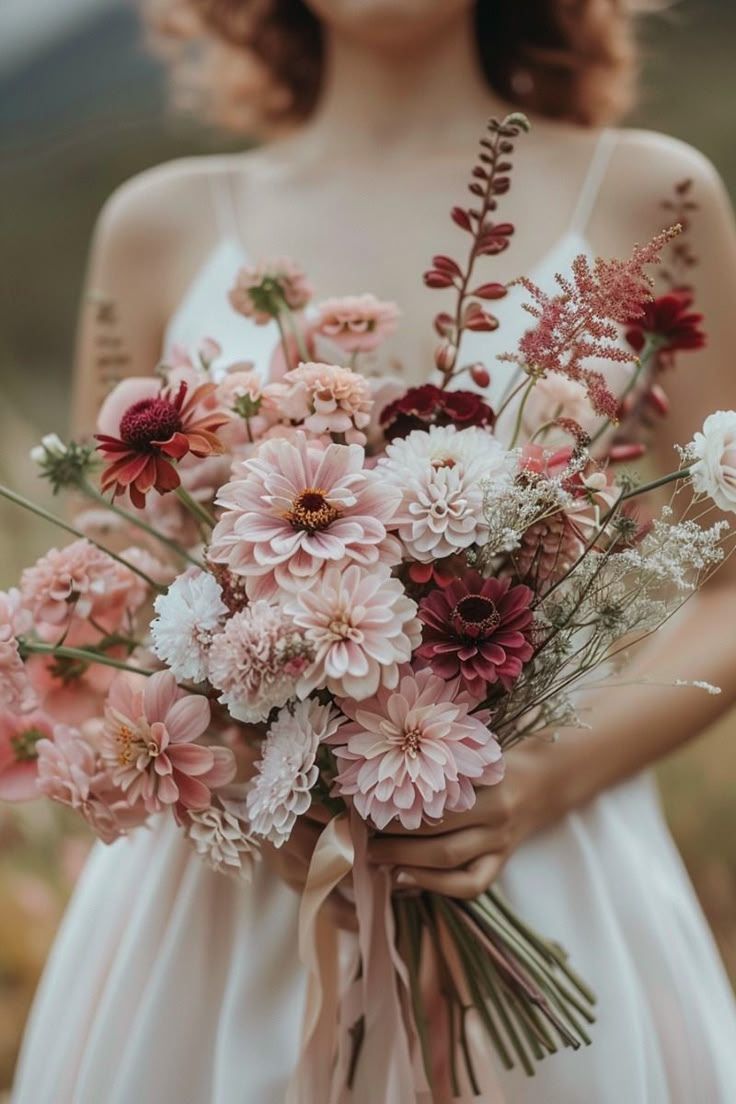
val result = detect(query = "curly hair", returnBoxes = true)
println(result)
[145,0,642,134]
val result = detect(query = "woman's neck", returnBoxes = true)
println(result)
[301,10,507,161]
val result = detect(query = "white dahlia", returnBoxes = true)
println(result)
[150,569,228,683]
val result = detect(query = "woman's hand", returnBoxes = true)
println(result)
[367,738,567,899]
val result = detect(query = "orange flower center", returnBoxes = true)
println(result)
[120,397,183,449]
[286,488,341,532]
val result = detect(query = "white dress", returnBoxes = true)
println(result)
[12,135,736,1104]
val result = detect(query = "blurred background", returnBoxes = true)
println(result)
[1,0,735,1092]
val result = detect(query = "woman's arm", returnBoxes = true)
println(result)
[369,134,736,896]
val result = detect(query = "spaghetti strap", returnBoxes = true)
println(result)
[207,169,241,243]
[569,129,617,234]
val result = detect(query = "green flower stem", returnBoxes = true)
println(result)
[175,486,216,530]
[509,377,537,449]
[619,465,692,502]
[0,483,164,593]
[78,480,202,568]
[494,375,530,423]
[21,641,154,678]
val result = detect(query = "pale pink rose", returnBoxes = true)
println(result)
[229,258,313,324]
[210,433,402,601]
[0,708,54,801]
[279,362,374,444]
[690,410,736,512]
[20,539,144,638]
[522,374,597,442]
[285,564,421,700]
[314,295,400,354]
[0,589,36,713]
[101,670,235,813]
[330,668,504,831]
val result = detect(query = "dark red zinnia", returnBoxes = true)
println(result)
[96,381,227,509]
[625,289,706,371]
[379,384,495,441]
[417,572,534,700]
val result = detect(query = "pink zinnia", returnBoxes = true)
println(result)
[0,708,53,801]
[0,589,35,713]
[101,671,235,813]
[285,563,421,700]
[209,433,401,601]
[20,539,143,636]
[418,573,534,699]
[280,361,373,443]
[229,257,313,324]
[330,668,504,831]
[314,295,400,353]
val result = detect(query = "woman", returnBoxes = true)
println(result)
[12,1,736,1102]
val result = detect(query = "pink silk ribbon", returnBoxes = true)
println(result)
[286,812,506,1104]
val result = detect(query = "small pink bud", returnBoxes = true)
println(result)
[198,337,222,365]
[434,342,457,374]
[645,384,670,417]
[469,363,491,388]
[608,442,647,463]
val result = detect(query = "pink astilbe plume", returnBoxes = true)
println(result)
[504,228,680,421]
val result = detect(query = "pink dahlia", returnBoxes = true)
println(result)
[208,601,313,723]
[280,361,373,443]
[0,708,53,801]
[96,377,227,508]
[246,699,343,846]
[314,295,400,353]
[209,433,401,600]
[417,573,534,699]
[0,589,35,713]
[285,564,421,700]
[101,671,235,813]
[229,257,313,324]
[36,722,149,843]
[20,539,143,636]
[330,668,504,830]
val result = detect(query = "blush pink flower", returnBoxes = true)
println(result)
[229,258,313,324]
[330,668,504,830]
[0,589,36,713]
[0,708,53,801]
[246,699,343,846]
[280,362,374,443]
[418,573,534,699]
[314,295,400,353]
[285,564,421,700]
[208,601,313,723]
[101,671,235,813]
[210,433,401,600]
[20,539,144,637]
[36,722,149,843]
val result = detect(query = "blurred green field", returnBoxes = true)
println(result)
[1,1,735,1093]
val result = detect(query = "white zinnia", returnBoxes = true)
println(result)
[246,700,343,847]
[689,410,736,513]
[150,569,228,682]
[379,425,513,562]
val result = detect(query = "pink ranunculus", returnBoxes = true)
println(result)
[314,295,400,354]
[330,667,504,831]
[279,361,374,443]
[285,563,421,700]
[101,670,235,814]
[0,589,36,713]
[209,432,402,601]
[229,258,313,324]
[0,708,54,801]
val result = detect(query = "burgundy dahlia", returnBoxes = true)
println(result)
[379,384,495,441]
[625,289,706,371]
[417,572,534,699]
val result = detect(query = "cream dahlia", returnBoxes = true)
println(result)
[280,361,373,443]
[379,425,512,562]
[314,295,400,354]
[285,564,421,700]
[330,668,504,831]
[150,569,229,683]
[208,601,313,723]
[209,433,401,600]
[246,699,343,846]
[101,671,235,813]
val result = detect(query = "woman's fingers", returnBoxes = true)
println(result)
[393,851,506,899]
[368,825,505,870]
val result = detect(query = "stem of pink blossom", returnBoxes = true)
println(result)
[20,640,155,678]
[619,465,692,501]
[174,486,216,530]
[78,480,202,568]
[0,483,165,593]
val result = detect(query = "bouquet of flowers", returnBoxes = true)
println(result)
[2,114,733,1100]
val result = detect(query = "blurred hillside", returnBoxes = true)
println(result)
[1,0,735,1093]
